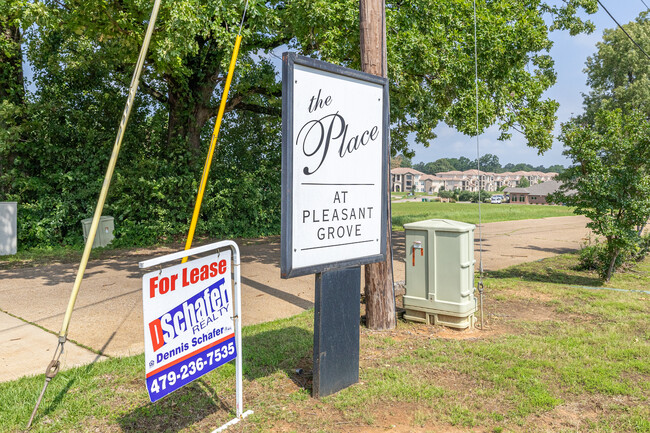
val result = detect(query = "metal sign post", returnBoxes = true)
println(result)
[281,53,389,397]
[139,241,252,430]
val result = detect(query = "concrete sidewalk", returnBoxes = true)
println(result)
[0,216,591,382]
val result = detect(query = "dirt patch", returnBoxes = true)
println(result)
[489,297,558,322]
[526,394,648,433]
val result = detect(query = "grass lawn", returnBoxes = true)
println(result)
[2,255,648,432]
[0,203,575,268]
[392,201,576,230]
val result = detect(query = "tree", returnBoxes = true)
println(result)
[549,13,650,281]
[518,176,530,188]
[0,0,35,202]
[27,0,598,156]
[582,12,650,122]
[550,109,650,281]
[0,0,24,106]
[29,0,284,155]
[503,162,535,172]
[447,156,475,171]
[391,155,410,169]
[428,158,455,174]
[478,153,501,172]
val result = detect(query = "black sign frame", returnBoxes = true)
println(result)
[281,53,389,279]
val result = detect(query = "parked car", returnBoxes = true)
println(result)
[490,196,502,204]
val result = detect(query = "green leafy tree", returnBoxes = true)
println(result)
[550,13,650,281]
[447,156,475,171]
[551,109,650,281]
[478,153,501,172]
[0,0,28,196]
[428,158,456,174]
[582,12,650,122]
[546,164,565,174]
[31,0,598,155]
[503,162,535,172]
[399,155,412,168]
[391,155,411,169]
[0,0,24,106]
[518,176,530,188]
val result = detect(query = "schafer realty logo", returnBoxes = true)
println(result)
[281,54,388,277]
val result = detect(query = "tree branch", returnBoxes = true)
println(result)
[139,80,167,105]
[226,102,281,117]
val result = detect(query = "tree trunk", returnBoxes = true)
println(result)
[605,248,620,282]
[360,0,396,330]
[165,40,225,155]
[167,77,216,155]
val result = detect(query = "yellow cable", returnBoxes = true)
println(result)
[182,34,242,263]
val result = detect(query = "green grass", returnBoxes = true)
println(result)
[2,255,649,432]
[392,201,576,229]
[390,191,430,199]
[2,202,573,265]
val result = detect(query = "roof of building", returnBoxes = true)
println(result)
[420,174,442,181]
[391,167,425,175]
[504,180,563,196]
[436,170,464,175]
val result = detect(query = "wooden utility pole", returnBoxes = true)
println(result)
[360,0,396,330]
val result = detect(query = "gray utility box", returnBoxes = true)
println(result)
[81,216,115,248]
[0,202,17,255]
[403,219,476,329]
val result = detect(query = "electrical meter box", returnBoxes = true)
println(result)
[403,219,476,329]
[82,216,114,248]
[0,202,17,255]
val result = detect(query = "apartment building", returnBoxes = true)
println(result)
[391,168,558,192]
[391,168,425,192]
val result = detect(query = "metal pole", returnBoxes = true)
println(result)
[182,0,248,262]
[181,35,242,262]
[27,1,162,428]
[233,244,243,418]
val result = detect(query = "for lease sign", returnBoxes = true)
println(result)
[142,252,235,402]
[281,54,388,277]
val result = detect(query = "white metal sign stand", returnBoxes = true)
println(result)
[139,240,253,431]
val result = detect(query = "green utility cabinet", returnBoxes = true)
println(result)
[403,219,476,329]
[81,216,115,248]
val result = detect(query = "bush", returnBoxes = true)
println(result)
[578,235,650,279]
[2,105,282,249]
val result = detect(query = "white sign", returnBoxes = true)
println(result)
[142,252,235,402]
[281,54,388,277]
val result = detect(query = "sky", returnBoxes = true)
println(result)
[410,0,646,168]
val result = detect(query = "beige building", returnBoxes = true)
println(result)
[434,169,558,192]
[391,168,558,193]
[391,167,425,192]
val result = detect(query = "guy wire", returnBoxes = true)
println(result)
[238,0,249,36]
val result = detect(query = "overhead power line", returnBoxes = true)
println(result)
[597,0,650,62]
[641,0,650,12]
